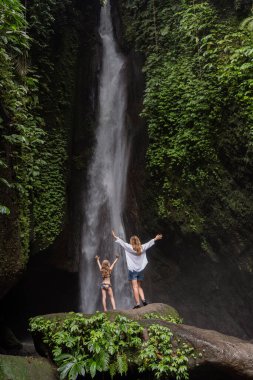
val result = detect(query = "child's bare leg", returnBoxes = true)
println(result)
[108,288,116,310]
[131,280,140,305]
[137,280,145,301]
[101,289,107,311]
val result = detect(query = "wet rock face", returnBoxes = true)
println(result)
[0,315,23,355]
[1,251,79,341]
[143,243,253,340]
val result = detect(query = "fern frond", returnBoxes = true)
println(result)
[116,353,128,375]
[109,362,116,379]
[98,351,110,371]
[240,16,253,31]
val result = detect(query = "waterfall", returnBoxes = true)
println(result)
[79,1,132,312]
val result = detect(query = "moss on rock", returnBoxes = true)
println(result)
[0,355,59,380]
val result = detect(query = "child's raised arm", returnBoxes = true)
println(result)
[95,255,102,270]
[110,255,119,271]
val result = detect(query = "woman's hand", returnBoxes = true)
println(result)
[112,230,118,239]
[95,255,99,260]
[154,234,163,241]
[115,254,120,259]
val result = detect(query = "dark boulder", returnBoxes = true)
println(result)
[31,303,253,380]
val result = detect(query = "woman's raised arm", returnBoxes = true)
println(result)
[142,234,163,251]
[112,230,137,254]
[154,234,163,241]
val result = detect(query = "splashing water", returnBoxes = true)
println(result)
[79,1,132,312]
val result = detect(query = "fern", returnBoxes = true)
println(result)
[240,15,253,31]
[89,361,97,378]
[116,353,128,375]
[109,362,116,379]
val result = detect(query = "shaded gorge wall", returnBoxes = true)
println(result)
[1,0,101,341]
[114,0,253,339]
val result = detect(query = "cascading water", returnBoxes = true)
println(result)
[79,0,132,312]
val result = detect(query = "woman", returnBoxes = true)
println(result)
[112,230,162,309]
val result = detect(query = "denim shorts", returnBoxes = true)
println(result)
[128,270,144,281]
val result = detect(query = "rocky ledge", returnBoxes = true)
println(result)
[32,303,253,380]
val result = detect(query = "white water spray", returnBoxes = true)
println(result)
[79,1,132,312]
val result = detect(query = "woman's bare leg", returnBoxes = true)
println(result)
[108,288,116,310]
[137,280,145,301]
[101,289,107,311]
[131,280,140,305]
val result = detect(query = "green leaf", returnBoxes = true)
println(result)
[0,178,11,188]
[89,362,97,378]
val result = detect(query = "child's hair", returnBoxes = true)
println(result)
[101,259,111,279]
[130,235,142,255]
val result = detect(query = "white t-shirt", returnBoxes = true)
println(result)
[115,237,155,272]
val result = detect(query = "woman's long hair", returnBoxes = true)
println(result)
[101,260,111,279]
[130,235,142,255]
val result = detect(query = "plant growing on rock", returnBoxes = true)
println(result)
[140,324,194,380]
[30,312,195,380]
[119,0,253,256]
[143,312,183,324]
[0,0,46,261]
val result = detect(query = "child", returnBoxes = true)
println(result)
[95,255,119,311]
[112,230,163,309]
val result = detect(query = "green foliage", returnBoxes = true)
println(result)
[139,324,194,380]
[240,7,253,31]
[0,0,45,259]
[30,312,195,380]
[30,313,143,379]
[56,353,86,380]
[0,0,84,259]
[32,128,67,247]
[119,0,253,253]
[26,0,82,249]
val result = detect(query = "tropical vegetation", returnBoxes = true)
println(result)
[119,0,253,257]
[30,312,195,380]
